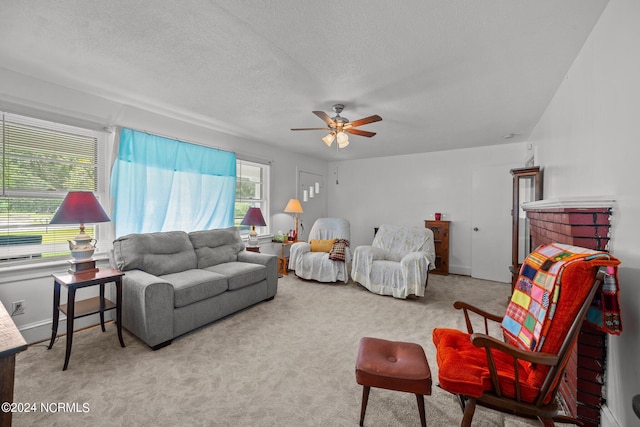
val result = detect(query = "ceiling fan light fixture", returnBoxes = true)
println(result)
[292,104,381,150]
[337,131,349,148]
[322,132,335,147]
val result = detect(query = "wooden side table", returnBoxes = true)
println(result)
[48,268,125,370]
[276,240,297,275]
[0,301,27,427]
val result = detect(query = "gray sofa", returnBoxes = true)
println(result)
[112,227,277,349]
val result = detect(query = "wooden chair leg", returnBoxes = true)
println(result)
[359,386,370,426]
[461,397,476,427]
[415,393,427,427]
[456,394,467,412]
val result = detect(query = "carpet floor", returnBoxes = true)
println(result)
[13,273,573,426]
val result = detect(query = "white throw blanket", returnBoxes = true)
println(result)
[289,218,351,283]
[351,225,435,298]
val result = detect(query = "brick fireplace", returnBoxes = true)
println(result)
[523,198,614,427]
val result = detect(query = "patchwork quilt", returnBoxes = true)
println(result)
[502,243,621,352]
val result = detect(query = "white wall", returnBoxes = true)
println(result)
[3,3,638,423]
[0,69,327,343]
[327,142,527,276]
[528,1,640,426]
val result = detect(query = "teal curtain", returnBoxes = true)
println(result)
[111,128,236,237]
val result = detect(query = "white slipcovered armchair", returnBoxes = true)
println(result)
[289,218,351,283]
[351,224,436,299]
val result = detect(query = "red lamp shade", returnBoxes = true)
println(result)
[50,191,110,225]
[50,191,110,264]
[240,207,267,227]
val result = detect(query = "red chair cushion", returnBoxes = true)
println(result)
[433,259,601,404]
[433,327,542,402]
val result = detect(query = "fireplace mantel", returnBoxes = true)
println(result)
[523,196,615,211]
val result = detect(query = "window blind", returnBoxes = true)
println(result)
[0,112,106,263]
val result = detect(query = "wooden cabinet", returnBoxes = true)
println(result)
[425,220,450,275]
[510,166,542,290]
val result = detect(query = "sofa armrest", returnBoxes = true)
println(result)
[401,251,431,288]
[351,245,385,283]
[289,242,310,269]
[237,251,278,298]
[121,269,175,348]
[400,251,429,266]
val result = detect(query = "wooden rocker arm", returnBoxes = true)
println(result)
[469,333,559,366]
[453,301,504,334]
[470,333,559,401]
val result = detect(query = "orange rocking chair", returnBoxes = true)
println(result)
[433,243,621,426]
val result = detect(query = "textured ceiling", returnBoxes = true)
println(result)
[0,1,608,161]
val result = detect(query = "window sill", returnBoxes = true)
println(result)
[0,253,111,280]
[242,234,274,246]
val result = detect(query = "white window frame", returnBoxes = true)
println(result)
[235,158,270,239]
[0,112,110,266]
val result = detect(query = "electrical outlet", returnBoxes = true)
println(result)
[11,300,25,316]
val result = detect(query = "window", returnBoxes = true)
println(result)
[235,159,270,238]
[0,112,108,264]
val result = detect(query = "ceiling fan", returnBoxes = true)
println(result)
[291,104,382,148]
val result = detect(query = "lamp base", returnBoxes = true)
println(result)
[68,258,98,275]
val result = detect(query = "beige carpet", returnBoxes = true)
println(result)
[14,274,572,426]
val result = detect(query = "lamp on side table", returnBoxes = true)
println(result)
[49,191,110,274]
[241,207,267,249]
[284,198,303,241]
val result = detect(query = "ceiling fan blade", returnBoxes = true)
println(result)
[348,115,382,128]
[313,111,336,126]
[291,127,330,131]
[345,128,376,137]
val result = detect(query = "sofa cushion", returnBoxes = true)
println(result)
[160,269,228,308]
[205,262,266,291]
[113,231,197,276]
[189,227,245,268]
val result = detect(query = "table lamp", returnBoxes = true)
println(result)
[50,191,111,274]
[283,198,303,241]
[241,207,267,246]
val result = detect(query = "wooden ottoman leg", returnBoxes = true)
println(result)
[416,393,426,427]
[360,385,370,426]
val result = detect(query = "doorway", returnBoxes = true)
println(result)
[470,165,515,283]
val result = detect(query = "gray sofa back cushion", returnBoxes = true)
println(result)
[189,227,245,268]
[113,231,198,276]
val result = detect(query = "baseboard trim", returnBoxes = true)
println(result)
[601,404,621,427]
[449,265,471,276]
[17,312,114,344]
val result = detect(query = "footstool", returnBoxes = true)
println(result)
[355,337,432,427]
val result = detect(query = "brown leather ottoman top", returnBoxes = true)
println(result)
[356,337,432,396]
